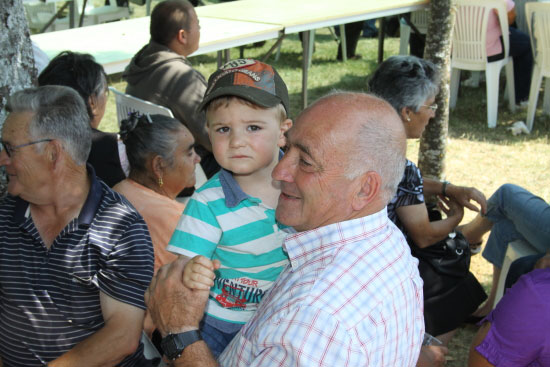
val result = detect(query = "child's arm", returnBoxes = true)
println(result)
[183,255,221,290]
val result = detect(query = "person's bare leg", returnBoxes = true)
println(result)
[435,329,457,347]
[458,213,494,244]
[472,265,501,317]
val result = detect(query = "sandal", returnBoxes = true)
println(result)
[470,242,482,255]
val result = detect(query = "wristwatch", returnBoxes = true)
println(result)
[161,330,202,360]
[441,180,450,196]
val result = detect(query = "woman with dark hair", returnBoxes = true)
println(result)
[368,55,488,347]
[38,51,126,187]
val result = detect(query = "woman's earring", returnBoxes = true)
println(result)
[158,176,163,187]
[406,116,411,122]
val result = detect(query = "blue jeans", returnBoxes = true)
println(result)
[482,184,550,268]
[200,318,241,359]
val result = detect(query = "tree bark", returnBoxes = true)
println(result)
[0,0,36,196]
[418,0,456,186]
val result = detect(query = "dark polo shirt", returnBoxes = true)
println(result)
[0,166,154,366]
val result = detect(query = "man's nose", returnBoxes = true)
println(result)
[0,148,10,167]
[272,153,294,182]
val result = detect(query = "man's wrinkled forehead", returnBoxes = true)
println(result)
[286,117,327,162]
[3,111,32,138]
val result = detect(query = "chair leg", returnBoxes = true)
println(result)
[526,65,542,132]
[450,68,461,109]
[505,59,516,112]
[543,77,550,115]
[399,22,411,55]
[485,64,502,128]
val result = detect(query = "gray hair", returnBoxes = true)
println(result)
[6,86,92,165]
[119,113,187,174]
[309,91,406,204]
[367,55,440,113]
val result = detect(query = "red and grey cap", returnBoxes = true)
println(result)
[199,59,290,116]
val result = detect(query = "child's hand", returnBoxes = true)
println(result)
[183,255,218,290]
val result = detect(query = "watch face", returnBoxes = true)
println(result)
[161,330,202,360]
[161,335,180,360]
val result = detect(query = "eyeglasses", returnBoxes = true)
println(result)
[422,103,438,112]
[1,139,53,157]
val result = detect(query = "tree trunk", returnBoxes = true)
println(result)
[418,0,456,187]
[0,0,36,196]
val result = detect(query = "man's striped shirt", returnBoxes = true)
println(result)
[0,169,154,366]
[167,169,290,324]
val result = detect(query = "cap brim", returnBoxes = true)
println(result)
[198,85,282,112]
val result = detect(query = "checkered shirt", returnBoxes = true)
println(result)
[218,208,424,367]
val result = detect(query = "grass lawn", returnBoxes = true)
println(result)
[96,4,550,365]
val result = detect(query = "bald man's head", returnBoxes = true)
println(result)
[273,92,406,231]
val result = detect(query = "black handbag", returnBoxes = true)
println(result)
[411,231,471,278]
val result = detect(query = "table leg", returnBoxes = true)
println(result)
[224,49,231,63]
[307,29,315,69]
[217,51,223,68]
[78,0,88,27]
[339,24,347,62]
[262,32,286,62]
[378,17,386,64]
[146,0,152,16]
[40,2,70,33]
[302,30,311,109]
[69,0,75,28]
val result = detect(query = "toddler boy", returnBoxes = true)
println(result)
[167,59,293,357]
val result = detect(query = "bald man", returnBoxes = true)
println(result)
[146,92,424,367]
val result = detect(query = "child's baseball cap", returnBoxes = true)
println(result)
[199,59,290,116]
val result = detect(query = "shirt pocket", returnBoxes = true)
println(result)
[61,273,103,328]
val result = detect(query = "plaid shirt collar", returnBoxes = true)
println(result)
[283,207,389,270]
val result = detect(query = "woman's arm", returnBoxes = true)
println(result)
[508,7,516,26]
[423,178,487,213]
[468,322,494,367]
[395,197,464,248]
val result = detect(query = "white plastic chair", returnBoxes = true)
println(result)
[109,87,208,188]
[75,0,130,25]
[23,1,65,32]
[399,10,430,55]
[525,2,550,132]
[450,0,516,128]
[141,331,167,366]
[23,0,95,33]
[493,239,538,308]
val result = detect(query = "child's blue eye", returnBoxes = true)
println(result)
[247,125,261,131]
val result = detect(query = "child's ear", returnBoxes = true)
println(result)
[277,119,293,148]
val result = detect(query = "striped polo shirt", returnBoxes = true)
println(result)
[0,167,154,366]
[167,169,291,324]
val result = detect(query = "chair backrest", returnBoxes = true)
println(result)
[526,2,550,74]
[109,87,208,188]
[23,1,70,32]
[411,10,430,34]
[452,0,510,69]
[109,87,174,126]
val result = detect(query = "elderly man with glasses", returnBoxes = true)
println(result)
[0,86,154,366]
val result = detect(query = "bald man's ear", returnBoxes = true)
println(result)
[351,171,381,211]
